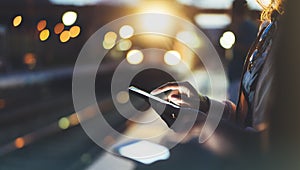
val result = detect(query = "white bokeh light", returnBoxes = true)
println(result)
[220,31,236,49]
[119,25,134,39]
[164,50,181,66]
[126,50,144,65]
[62,11,77,26]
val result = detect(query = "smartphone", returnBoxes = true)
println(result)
[128,86,180,109]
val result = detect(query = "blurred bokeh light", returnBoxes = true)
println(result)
[60,30,71,43]
[12,15,22,27]
[39,29,50,41]
[126,49,143,65]
[220,31,236,49]
[164,50,182,66]
[54,22,65,34]
[69,25,81,38]
[117,39,132,51]
[62,11,77,26]
[119,25,134,39]
[37,20,47,31]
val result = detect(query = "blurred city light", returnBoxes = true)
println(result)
[117,39,132,51]
[23,53,37,70]
[69,25,81,38]
[103,135,116,146]
[137,1,175,32]
[176,31,201,48]
[126,49,143,65]
[13,15,22,27]
[116,91,129,104]
[140,14,170,33]
[39,29,50,41]
[140,1,175,14]
[81,153,92,164]
[68,114,79,126]
[119,25,134,39]
[0,99,6,109]
[220,31,236,49]
[194,14,231,29]
[103,31,117,50]
[37,20,47,31]
[14,137,25,149]
[164,50,181,66]
[58,117,70,130]
[54,23,65,34]
[60,30,71,43]
[62,11,77,26]
[50,0,100,6]
[177,0,263,10]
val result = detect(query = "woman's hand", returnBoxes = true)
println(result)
[149,81,210,129]
[151,81,209,111]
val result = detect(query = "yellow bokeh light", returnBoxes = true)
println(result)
[58,117,70,130]
[116,91,129,104]
[103,41,115,50]
[37,20,47,31]
[119,25,134,39]
[103,31,117,49]
[117,39,132,51]
[15,137,25,149]
[220,31,236,49]
[54,23,64,34]
[164,50,181,66]
[104,31,117,44]
[62,11,77,26]
[13,15,22,27]
[39,29,50,41]
[126,50,143,65]
[70,25,81,38]
[60,30,70,43]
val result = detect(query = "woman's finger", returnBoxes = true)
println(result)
[150,82,180,95]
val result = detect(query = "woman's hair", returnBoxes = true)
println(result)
[257,0,285,21]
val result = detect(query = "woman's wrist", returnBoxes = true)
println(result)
[199,95,210,113]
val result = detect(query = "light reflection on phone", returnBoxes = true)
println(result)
[114,140,170,164]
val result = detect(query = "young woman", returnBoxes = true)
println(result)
[150,0,285,132]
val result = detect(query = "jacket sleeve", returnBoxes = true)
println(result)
[206,98,237,122]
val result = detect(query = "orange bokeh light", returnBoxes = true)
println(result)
[37,20,47,31]
[15,137,25,149]
[68,114,79,126]
[0,99,5,109]
[13,15,22,27]
[23,53,36,65]
[60,30,70,43]
[69,25,80,38]
[54,23,64,35]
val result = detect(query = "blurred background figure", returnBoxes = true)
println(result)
[226,0,258,104]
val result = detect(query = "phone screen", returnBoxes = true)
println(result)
[128,86,180,109]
